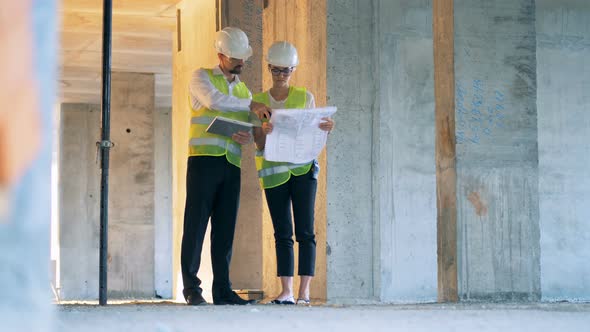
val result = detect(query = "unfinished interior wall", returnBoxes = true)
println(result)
[326,0,375,302]
[375,0,437,302]
[59,103,100,299]
[262,0,328,301]
[454,0,540,300]
[537,0,590,301]
[107,72,156,298]
[60,73,158,299]
[326,0,437,302]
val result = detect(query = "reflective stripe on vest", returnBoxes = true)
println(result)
[258,163,311,178]
[253,86,313,189]
[189,137,242,157]
[188,69,250,168]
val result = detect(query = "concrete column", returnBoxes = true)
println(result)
[108,72,156,298]
[327,0,438,303]
[537,0,590,301]
[59,104,101,300]
[375,0,437,302]
[454,0,540,300]
[327,0,376,301]
[154,107,173,298]
[222,0,265,292]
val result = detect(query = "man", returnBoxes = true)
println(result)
[181,27,270,305]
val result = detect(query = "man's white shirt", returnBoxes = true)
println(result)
[189,65,252,112]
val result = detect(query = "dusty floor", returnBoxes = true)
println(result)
[54,302,590,332]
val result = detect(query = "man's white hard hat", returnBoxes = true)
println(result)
[214,27,253,60]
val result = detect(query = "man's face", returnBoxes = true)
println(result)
[220,54,245,75]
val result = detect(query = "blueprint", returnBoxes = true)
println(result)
[264,106,337,163]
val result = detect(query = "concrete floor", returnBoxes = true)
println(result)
[55,302,590,332]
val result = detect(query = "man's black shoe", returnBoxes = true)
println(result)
[186,292,207,305]
[213,291,256,305]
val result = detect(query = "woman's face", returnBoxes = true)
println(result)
[269,65,294,85]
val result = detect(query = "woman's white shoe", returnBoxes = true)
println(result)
[296,298,310,305]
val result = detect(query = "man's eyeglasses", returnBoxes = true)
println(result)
[270,67,294,76]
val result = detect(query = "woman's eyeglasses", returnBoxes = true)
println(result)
[270,67,294,76]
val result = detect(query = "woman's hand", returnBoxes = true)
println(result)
[262,122,273,135]
[319,117,334,132]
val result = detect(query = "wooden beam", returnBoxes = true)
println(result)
[59,1,177,106]
[61,31,172,55]
[60,68,172,107]
[433,0,458,302]
[61,11,175,38]
[61,50,171,74]
[62,0,180,16]
[61,72,171,89]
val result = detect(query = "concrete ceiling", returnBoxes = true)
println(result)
[60,0,180,107]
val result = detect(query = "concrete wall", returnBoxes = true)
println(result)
[327,0,376,302]
[107,72,156,298]
[59,104,100,299]
[326,0,437,302]
[262,0,328,301]
[454,0,540,301]
[60,73,159,299]
[537,0,590,301]
[375,0,437,302]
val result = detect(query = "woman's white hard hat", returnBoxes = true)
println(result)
[266,41,299,67]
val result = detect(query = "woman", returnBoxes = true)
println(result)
[253,41,334,305]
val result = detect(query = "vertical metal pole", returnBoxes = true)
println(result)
[99,0,113,306]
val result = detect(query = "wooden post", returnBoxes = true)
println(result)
[433,0,458,302]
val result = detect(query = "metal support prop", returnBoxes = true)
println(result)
[98,0,113,306]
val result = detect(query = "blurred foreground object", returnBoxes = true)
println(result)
[0,0,56,331]
[0,1,40,222]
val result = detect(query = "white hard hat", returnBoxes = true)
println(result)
[266,41,299,67]
[214,27,253,60]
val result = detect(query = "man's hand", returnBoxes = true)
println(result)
[319,117,334,132]
[232,131,253,145]
[262,122,273,135]
[249,100,271,120]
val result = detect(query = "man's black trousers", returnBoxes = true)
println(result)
[181,156,240,299]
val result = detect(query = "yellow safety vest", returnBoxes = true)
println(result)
[188,69,251,168]
[253,86,313,189]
